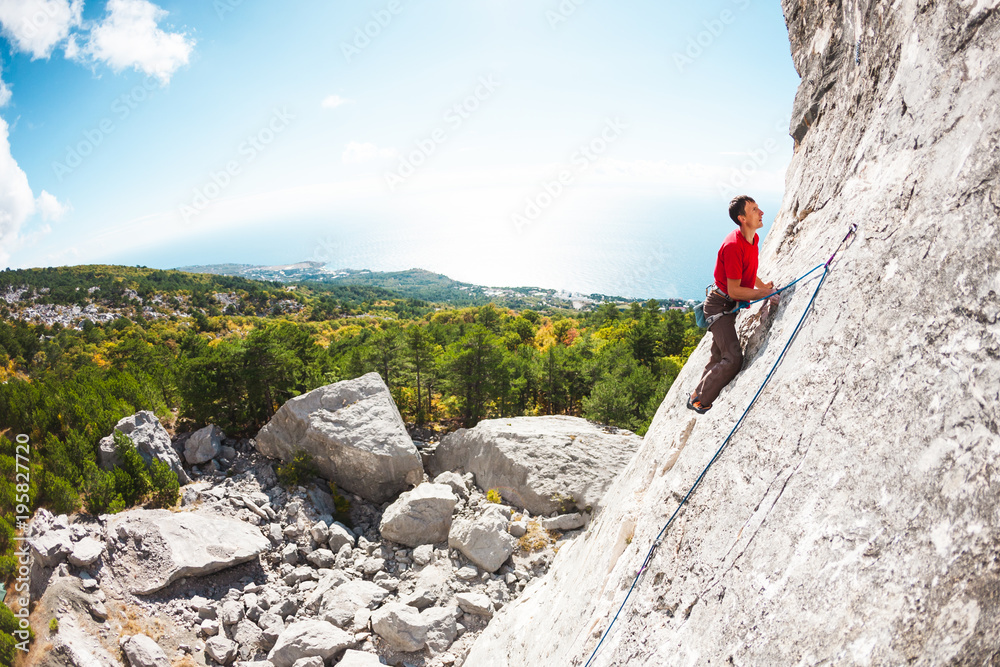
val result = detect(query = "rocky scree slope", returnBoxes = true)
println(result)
[466,1,1000,665]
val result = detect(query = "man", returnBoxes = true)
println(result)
[687,195,776,414]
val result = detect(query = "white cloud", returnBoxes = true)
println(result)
[342,141,396,164]
[36,190,69,220]
[0,0,82,59]
[0,117,69,267]
[321,95,352,109]
[85,0,195,84]
[0,117,39,266]
[0,77,10,107]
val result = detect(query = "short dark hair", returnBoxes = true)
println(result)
[729,195,755,225]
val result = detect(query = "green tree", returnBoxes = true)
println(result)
[442,324,502,426]
[406,324,436,423]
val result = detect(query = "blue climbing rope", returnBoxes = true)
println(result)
[582,224,857,667]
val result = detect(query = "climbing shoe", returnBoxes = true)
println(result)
[686,394,711,414]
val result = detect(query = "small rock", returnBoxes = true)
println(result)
[205,636,238,665]
[267,620,354,667]
[68,537,104,567]
[337,649,385,666]
[121,634,170,667]
[305,549,335,569]
[540,513,586,532]
[201,619,220,636]
[327,522,356,553]
[455,592,493,617]
[412,544,434,566]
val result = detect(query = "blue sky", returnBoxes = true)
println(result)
[0,0,800,298]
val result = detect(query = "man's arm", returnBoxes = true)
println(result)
[727,277,776,302]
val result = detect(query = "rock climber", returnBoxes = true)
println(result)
[687,195,777,414]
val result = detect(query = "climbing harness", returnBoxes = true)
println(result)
[583,223,857,667]
[696,263,827,330]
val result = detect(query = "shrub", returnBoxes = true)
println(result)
[49,617,58,634]
[486,489,502,504]
[277,450,319,488]
[148,459,179,508]
[42,474,79,515]
[113,431,151,505]
[329,483,352,527]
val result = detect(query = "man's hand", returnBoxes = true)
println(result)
[727,278,778,302]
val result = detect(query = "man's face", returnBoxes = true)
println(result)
[740,200,763,230]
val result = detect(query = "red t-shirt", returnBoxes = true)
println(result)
[714,229,759,295]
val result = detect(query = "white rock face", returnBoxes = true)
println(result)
[106,509,270,594]
[429,415,641,515]
[448,514,516,573]
[267,620,354,667]
[465,3,1000,665]
[121,634,170,667]
[98,411,190,484]
[371,602,458,653]
[185,424,223,464]
[255,372,423,503]
[379,483,458,547]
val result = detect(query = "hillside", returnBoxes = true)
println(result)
[175,263,691,310]
[465,1,1000,664]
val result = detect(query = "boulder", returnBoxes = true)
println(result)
[185,424,223,464]
[267,620,355,667]
[428,415,641,516]
[255,372,423,503]
[122,634,170,667]
[318,580,389,628]
[448,514,516,573]
[98,411,190,484]
[26,529,73,568]
[67,536,104,566]
[371,602,458,653]
[106,509,270,594]
[379,483,458,547]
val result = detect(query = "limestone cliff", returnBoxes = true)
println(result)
[466,1,1000,664]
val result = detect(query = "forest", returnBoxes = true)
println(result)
[0,265,703,650]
